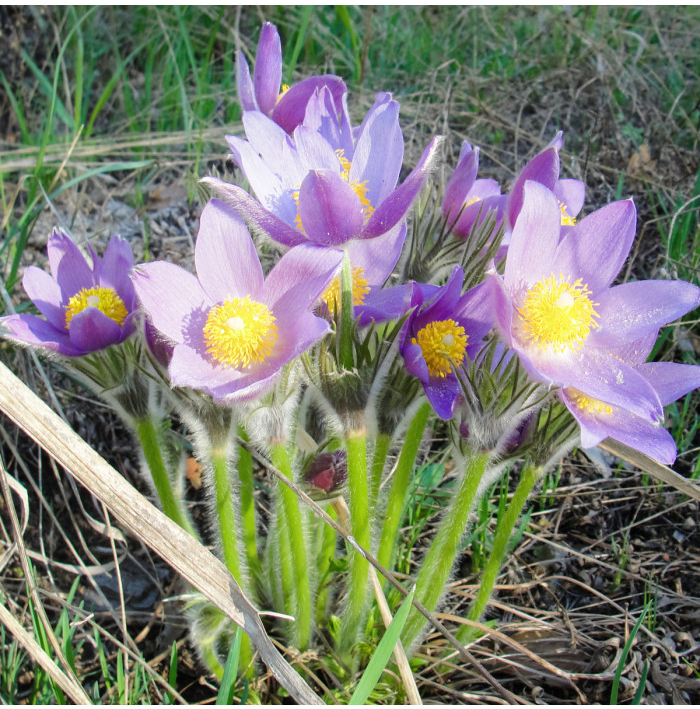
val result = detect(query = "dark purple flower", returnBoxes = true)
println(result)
[0,230,136,356]
[489,181,700,423]
[399,266,494,419]
[506,132,585,231]
[442,140,506,239]
[132,200,343,404]
[237,22,346,133]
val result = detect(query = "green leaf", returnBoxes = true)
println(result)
[348,585,415,705]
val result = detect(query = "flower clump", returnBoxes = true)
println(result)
[2,18,699,690]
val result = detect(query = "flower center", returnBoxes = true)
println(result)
[65,287,128,328]
[518,274,598,352]
[293,149,374,232]
[412,319,468,378]
[203,295,278,368]
[559,201,576,226]
[566,388,612,415]
[320,265,370,313]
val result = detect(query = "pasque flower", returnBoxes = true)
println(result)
[132,199,343,404]
[202,92,441,296]
[489,180,700,423]
[237,21,346,133]
[0,230,137,355]
[399,266,494,420]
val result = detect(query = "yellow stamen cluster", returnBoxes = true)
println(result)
[277,83,290,103]
[321,265,370,313]
[559,201,576,226]
[518,273,598,353]
[203,295,278,369]
[566,389,613,416]
[412,319,468,378]
[65,287,128,328]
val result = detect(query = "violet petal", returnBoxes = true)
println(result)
[0,313,83,356]
[504,181,562,290]
[363,136,442,239]
[297,170,365,245]
[555,200,637,293]
[68,308,122,352]
[21,266,66,329]
[638,362,700,407]
[201,177,307,247]
[236,50,257,112]
[253,22,283,115]
[194,200,264,303]
[591,280,700,348]
[262,243,343,321]
[132,261,209,343]
[272,75,347,133]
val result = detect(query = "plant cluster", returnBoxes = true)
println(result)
[2,21,699,693]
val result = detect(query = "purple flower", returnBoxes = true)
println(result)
[202,93,441,287]
[0,230,136,356]
[489,181,700,423]
[399,266,494,419]
[506,132,585,231]
[442,140,506,239]
[132,200,343,404]
[237,22,347,133]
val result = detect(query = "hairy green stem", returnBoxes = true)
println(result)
[134,416,195,536]
[401,451,491,651]
[209,441,253,673]
[456,463,542,645]
[270,443,312,650]
[337,429,370,659]
[376,402,432,571]
[236,426,261,589]
[315,504,338,626]
[369,432,392,511]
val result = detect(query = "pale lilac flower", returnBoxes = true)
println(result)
[489,181,700,423]
[132,200,343,404]
[237,22,346,133]
[0,230,136,356]
[202,93,441,291]
[442,140,506,239]
[399,266,494,419]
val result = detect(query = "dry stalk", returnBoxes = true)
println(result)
[0,361,323,706]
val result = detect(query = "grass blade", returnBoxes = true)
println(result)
[216,626,242,705]
[349,585,416,705]
[285,6,314,83]
[610,600,652,704]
